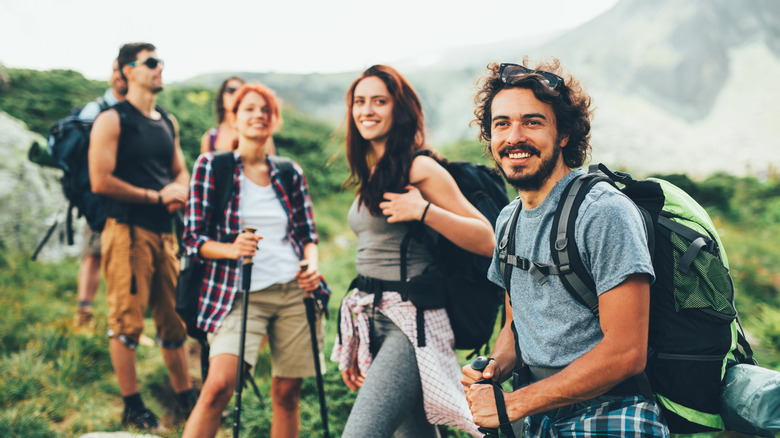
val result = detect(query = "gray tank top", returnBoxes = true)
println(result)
[348,197,434,281]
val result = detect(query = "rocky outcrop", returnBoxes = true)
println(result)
[0,111,81,260]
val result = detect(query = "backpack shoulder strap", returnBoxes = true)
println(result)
[210,151,236,235]
[95,96,109,112]
[175,152,235,252]
[549,171,613,316]
[267,155,295,197]
[498,199,523,290]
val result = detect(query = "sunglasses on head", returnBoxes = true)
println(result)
[128,57,164,70]
[499,63,563,90]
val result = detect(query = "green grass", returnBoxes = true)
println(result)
[1,184,779,437]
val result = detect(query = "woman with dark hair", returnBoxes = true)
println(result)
[200,76,245,153]
[331,65,492,437]
[182,83,329,437]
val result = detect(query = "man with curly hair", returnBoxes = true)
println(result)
[461,59,669,437]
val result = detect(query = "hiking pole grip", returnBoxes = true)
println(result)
[234,226,257,438]
[470,356,501,438]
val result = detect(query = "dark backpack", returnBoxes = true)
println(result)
[498,163,754,434]
[403,150,508,355]
[47,98,110,243]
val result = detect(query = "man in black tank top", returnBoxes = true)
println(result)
[89,42,196,432]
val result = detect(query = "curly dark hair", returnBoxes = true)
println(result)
[344,65,426,216]
[472,57,593,169]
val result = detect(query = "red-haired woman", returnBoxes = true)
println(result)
[331,65,493,437]
[182,83,329,437]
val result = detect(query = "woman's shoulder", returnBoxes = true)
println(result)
[410,151,448,184]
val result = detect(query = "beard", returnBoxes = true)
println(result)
[496,140,562,191]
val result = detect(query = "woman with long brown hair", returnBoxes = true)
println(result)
[331,65,492,437]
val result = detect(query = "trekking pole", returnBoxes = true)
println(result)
[471,356,501,438]
[31,216,60,261]
[300,260,331,438]
[233,226,257,438]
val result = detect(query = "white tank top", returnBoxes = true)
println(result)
[240,175,298,291]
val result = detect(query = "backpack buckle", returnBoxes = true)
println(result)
[518,258,530,270]
[555,236,568,251]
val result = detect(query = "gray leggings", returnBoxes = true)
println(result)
[341,311,440,438]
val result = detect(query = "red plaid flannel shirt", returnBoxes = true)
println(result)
[183,152,330,334]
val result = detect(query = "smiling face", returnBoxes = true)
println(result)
[352,76,394,148]
[235,91,271,142]
[490,87,569,192]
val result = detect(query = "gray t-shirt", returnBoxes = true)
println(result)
[487,170,655,367]
[348,197,434,281]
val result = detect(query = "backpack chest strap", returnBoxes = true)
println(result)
[498,253,564,286]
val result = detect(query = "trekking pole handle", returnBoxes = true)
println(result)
[242,227,258,266]
[472,356,491,373]
[470,356,501,438]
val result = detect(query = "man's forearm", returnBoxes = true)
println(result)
[490,321,519,383]
[93,174,160,205]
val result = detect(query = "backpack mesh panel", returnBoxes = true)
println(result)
[671,232,735,316]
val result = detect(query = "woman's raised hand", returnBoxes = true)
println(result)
[380,185,429,223]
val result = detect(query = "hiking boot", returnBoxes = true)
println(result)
[174,388,200,420]
[121,406,168,433]
[73,308,95,332]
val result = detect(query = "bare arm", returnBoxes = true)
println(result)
[90,110,189,209]
[199,231,260,261]
[89,109,158,204]
[380,155,495,257]
[465,274,651,428]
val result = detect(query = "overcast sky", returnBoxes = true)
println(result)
[1,0,619,82]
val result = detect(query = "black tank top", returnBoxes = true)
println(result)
[105,100,175,233]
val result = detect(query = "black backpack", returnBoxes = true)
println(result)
[47,98,110,243]
[498,164,754,434]
[403,150,508,355]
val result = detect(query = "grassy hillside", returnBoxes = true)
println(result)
[2,68,778,437]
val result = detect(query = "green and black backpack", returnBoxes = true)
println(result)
[498,163,754,434]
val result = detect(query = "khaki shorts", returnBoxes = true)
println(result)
[209,280,325,378]
[102,218,186,347]
[80,224,102,258]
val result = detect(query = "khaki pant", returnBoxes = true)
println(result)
[208,280,325,378]
[102,218,186,346]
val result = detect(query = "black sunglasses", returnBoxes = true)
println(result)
[128,57,164,70]
[499,63,563,90]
